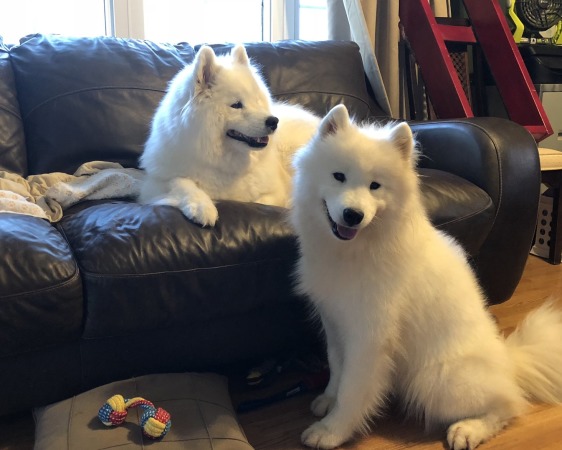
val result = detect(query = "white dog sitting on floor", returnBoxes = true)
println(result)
[289,104,562,449]
[139,44,319,227]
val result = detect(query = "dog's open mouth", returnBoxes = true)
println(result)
[324,201,359,241]
[227,130,269,148]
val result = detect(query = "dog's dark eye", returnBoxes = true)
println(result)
[231,101,243,109]
[370,181,381,190]
[333,172,346,183]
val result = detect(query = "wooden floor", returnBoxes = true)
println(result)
[1,255,560,450]
[235,255,562,450]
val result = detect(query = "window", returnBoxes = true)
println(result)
[142,0,264,44]
[0,0,107,45]
[0,0,327,46]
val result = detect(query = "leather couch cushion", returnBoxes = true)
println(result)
[9,34,195,175]
[420,168,495,255]
[0,214,82,357]
[58,200,300,339]
[33,372,253,450]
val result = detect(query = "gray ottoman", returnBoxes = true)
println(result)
[33,372,254,449]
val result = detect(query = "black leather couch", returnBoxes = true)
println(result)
[0,34,540,417]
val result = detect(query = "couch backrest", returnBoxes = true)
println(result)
[8,34,195,175]
[204,41,387,122]
[4,34,386,176]
[0,40,27,175]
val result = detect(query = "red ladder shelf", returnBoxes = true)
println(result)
[399,0,552,142]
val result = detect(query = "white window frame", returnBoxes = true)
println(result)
[109,0,300,41]
[265,0,300,41]
[108,0,145,39]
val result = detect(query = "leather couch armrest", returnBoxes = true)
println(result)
[409,117,541,303]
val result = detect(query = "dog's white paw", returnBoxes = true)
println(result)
[311,393,335,417]
[166,178,218,227]
[180,200,218,227]
[301,421,346,449]
[447,419,489,450]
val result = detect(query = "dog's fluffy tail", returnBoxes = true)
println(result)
[505,300,562,404]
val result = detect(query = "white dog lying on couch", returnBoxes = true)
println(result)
[139,44,319,227]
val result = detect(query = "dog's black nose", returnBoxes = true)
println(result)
[343,208,364,226]
[265,116,279,131]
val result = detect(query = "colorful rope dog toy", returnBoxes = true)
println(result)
[98,394,172,439]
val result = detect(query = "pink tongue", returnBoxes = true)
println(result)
[337,224,358,240]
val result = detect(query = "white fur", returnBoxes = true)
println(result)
[290,104,562,449]
[139,44,319,226]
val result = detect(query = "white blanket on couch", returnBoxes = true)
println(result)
[0,161,143,222]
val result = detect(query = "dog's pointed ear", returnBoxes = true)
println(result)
[195,46,218,89]
[388,122,415,162]
[319,104,350,138]
[232,44,250,66]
